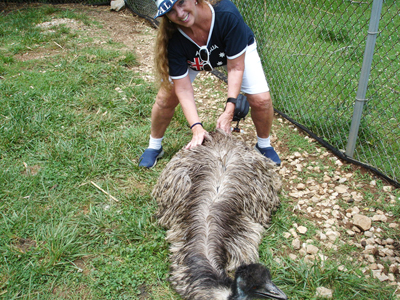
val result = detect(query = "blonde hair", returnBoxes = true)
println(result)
[154,0,220,90]
[154,16,178,91]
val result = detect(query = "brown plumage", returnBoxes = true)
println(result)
[152,130,286,300]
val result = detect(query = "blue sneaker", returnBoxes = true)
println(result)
[139,147,164,168]
[255,144,281,166]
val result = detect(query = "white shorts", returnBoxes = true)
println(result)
[188,41,269,94]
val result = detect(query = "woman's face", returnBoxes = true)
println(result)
[166,0,197,27]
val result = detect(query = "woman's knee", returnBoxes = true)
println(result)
[247,92,273,110]
[154,88,179,111]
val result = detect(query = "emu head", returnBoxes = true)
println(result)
[230,264,287,300]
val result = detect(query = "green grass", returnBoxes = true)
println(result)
[0,4,399,300]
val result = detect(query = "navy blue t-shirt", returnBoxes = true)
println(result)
[168,0,255,79]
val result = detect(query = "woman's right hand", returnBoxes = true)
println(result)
[185,125,208,149]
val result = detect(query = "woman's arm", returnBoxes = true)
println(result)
[173,75,208,149]
[216,52,245,133]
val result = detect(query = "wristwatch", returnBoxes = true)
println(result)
[226,97,237,105]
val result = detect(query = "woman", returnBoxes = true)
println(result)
[139,0,281,168]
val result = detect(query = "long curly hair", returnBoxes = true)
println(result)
[154,0,220,90]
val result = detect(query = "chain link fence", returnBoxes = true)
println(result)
[233,0,399,187]
[2,0,399,187]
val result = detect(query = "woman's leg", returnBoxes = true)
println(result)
[150,86,180,139]
[139,86,179,168]
[240,42,281,165]
[246,92,274,139]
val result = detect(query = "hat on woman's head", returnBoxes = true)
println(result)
[154,0,179,18]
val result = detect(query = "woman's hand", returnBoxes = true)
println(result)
[185,125,208,149]
[217,102,235,134]
[216,111,234,134]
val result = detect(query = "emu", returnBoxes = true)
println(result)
[152,130,287,300]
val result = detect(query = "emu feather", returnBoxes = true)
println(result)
[153,130,285,300]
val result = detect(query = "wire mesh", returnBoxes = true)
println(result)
[125,0,156,17]
[2,0,399,185]
[232,0,399,185]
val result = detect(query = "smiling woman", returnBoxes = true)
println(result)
[138,0,282,169]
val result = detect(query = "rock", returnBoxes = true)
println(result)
[363,245,378,255]
[297,183,306,190]
[297,226,308,234]
[110,0,125,11]
[292,238,301,250]
[338,265,348,271]
[274,257,282,264]
[388,273,395,281]
[353,214,372,231]
[325,230,340,241]
[316,286,333,298]
[371,214,388,222]
[335,159,343,166]
[369,263,378,270]
[372,270,389,282]
[364,231,373,238]
[379,248,394,257]
[307,244,319,255]
[335,185,348,193]
[351,192,364,202]
[299,248,307,256]
[293,152,302,158]
[304,254,316,263]
[386,238,394,245]
[383,186,392,192]
[389,264,399,274]
[289,192,301,198]
[289,228,298,238]
[365,238,375,245]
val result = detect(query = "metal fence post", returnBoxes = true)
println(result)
[345,0,383,158]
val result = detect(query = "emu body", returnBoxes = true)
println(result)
[153,131,286,300]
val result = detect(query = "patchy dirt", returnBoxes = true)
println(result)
[13,238,37,253]
[5,2,399,295]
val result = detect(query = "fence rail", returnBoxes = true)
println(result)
[2,0,399,186]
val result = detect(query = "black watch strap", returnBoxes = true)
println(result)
[226,97,237,105]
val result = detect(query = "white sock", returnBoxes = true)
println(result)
[148,135,163,150]
[257,136,271,148]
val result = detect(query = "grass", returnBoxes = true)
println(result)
[0,3,399,300]
[234,0,400,183]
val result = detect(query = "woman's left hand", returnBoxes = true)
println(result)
[217,110,234,134]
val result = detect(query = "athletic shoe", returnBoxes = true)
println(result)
[255,144,281,166]
[139,147,164,168]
